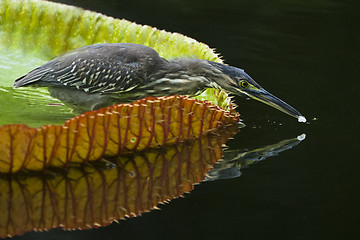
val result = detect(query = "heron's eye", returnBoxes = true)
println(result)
[240,80,249,88]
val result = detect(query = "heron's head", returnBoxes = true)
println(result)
[207,61,306,122]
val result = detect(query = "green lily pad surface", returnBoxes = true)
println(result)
[0,48,74,127]
[0,0,231,128]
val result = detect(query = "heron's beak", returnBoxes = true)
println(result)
[247,88,306,122]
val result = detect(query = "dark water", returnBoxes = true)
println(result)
[14,0,360,239]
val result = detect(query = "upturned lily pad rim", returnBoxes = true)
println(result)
[0,0,223,61]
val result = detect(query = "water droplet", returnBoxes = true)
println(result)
[297,134,306,141]
[298,116,307,123]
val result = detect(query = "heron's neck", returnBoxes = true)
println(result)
[163,58,226,86]
[135,58,221,97]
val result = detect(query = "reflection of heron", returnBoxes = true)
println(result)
[206,134,306,180]
[14,43,306,122]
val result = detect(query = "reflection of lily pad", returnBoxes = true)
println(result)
[0,126,238,238]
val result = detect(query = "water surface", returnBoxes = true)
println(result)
[8,0,360,239]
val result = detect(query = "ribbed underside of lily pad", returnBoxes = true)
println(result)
[0,96,239,173]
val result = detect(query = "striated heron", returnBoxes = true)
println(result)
[14,43,306,122]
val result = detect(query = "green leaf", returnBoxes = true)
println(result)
[0,0,234,127]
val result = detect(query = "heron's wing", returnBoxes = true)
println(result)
[13,44,154,93]
[14,58,142,94]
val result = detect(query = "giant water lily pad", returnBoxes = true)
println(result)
[0,0,240,174]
